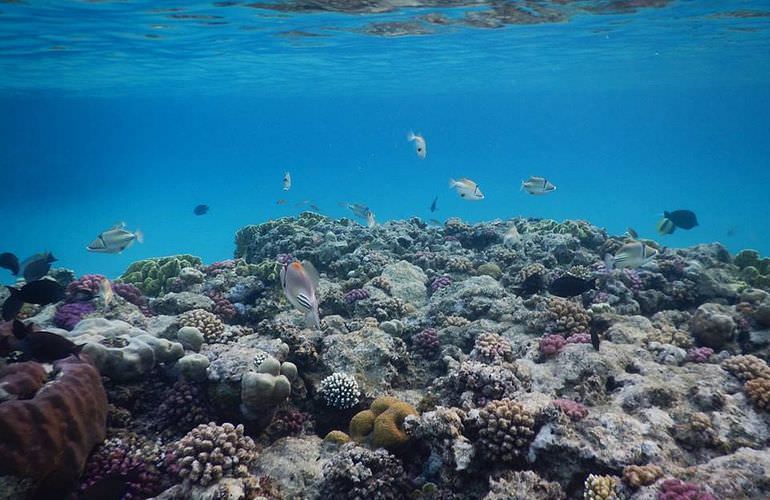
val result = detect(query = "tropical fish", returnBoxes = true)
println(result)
[0,252,19,275]
[548,275,596,297]
[12,320,82,363]
[503,225,520,246]
[656,217,675,235]
[87,223,143,254]
[193,204,209,216]
[283,171,292,191]
[407,131,426,159]
[309,204,321,212]
[276,199,288,205]
[99,277,114,308]
[449,178,484,200]
[664,210,698,230]
[521,176,556,195]
[428,219,441,226]
[339,202,373,219]
[21,252,56,282]
[430,196,438,213]
[606,241,658,270]
[3,278,65,321]
[626,227,639,239]
[280,260,321,330]
[366,211,377,228]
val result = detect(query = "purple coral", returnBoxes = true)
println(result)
[658,479,715,500]
[430,275,452,292]
[539,334,566,356]
[344,288,370,304]
[412,328,440,358]
[54,301,96,330]
[113,282,153,316]
[622,268,643,291]
[207,290,237,322]
[205,259,237,276]
[552,399,588,421]
[66,274,106,301]
[566,333,591,344]
[685,347,714,363]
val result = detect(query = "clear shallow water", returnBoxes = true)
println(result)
[1,1,769,281]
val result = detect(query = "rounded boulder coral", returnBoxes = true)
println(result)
[167,422,257,487]
[349,396,418,452]
[470,332,513,364]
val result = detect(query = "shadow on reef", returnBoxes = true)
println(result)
[1,214,769,499]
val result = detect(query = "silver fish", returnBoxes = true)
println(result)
[366,211,376,228]
[521,176,556,195]
[283,171,292,191]
[408,131,426,159]
[87,223,143,254]
[280,260,321,330]
[607,241,658,270]
[449,178,484,200]
[98,277,114,309]
[503,225,520,246]
[340,202,373,219]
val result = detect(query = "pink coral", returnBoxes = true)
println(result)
[412,328,440,358]
[566,332,591,344]
[552,399,588,420]
[658,479,714,500]
[685,347,714,363]
[66,274,106,301]
[539,334,566,356]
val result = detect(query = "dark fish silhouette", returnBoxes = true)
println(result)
[12,320,82,363]
[589,314,612,351]
[430,196,438,213]
[548,275,596,298]
[194,204,209,216]
[79,469,141,500]
[0,252,19,275]
[2,279,65,320]
[515,273,545,297]
[21,252,56,282]
[665,210,698,230]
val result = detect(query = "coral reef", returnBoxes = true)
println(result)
[178,308,226,343]
[119,254,203,297]
[348,396,418,451]
[319,372,361,409]
[466,398,535,463]
[318,443,411,499]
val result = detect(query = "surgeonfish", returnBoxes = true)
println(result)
[280,260,321,330]
[407,131,426,159]
[0,252,19,275]
[449,178,484,200]
[430,196,438,213]
[87,223,143,254]
[606,241,658,270]
[664,210,698,230]
[657,217,676,235]
[283,171,292,191]
[521,176,556,195]
[12,319,83,363]
[3,278,65,321]
[193,204,209,216]
[21,252,57,282]
[548,274,597,298]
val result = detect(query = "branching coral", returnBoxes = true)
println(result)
[583,474,618,499]
[411,328,440,358]
[745,377,770,411]
[178,308,226,343]
[166,422,257,487]
[470,332,513,364]
[318,443,411,499]
[722,354,770,381]
[657,479,715,500]
[467,398,535,463]
[552,399,588,421]
[319,372,361,409]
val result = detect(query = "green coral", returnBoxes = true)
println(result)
[735,249,770,289]
[253,259,282,284]
[118,254,202,297]
[477,263,502,279]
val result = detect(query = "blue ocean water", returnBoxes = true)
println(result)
[1,1,769,282]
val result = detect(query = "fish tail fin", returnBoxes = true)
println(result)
[603,254,615,273]
[407,131,415,141]
[520,180,525,191]
[134,230,144,244]
[6,286,20,297]
[449,178,457,189]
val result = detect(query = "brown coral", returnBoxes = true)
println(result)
[444,315,470,327]
[622,464,663,488]
[468,398,535,462]
[722,354,770,382]
[0,362,46,401]
[745,378,770,411]
[470,332,513,364]
[546,297,591,335]
[168,422,257,486]
[0,356,107,494]
[178,308,226,343]
[369,275,392,294]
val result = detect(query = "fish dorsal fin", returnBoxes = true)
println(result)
[302,260,320,288]
[111,222,126,231]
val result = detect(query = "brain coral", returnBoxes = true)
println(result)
[348,396,418,452]
[0,356,107,495]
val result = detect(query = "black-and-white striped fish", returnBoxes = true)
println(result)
[606,241,658,270]
[280,260,321,330]
[521,176,556,195]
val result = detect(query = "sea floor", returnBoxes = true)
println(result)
[1,214,769,500]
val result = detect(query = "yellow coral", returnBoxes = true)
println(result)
[723,355,770,382]
[622,465,663,488]
[324,430,351,445]
[348,396,418,451]
[583,474,618,500]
